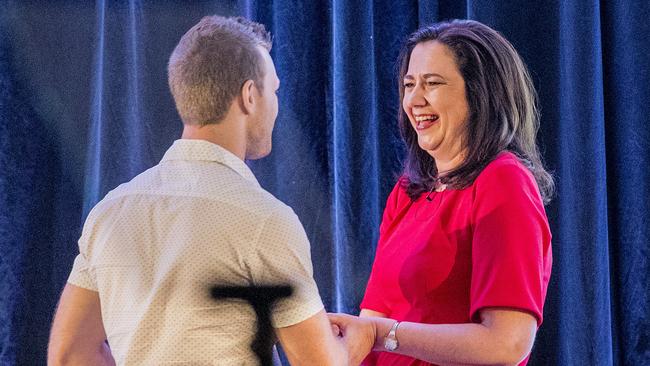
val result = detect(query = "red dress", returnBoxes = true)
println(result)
[360,152,552,366]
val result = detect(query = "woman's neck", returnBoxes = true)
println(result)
[433,149,466,175]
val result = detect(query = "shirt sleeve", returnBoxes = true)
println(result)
[360,181,403,314]
[67,251,98,291]
[67,206,100,291]
[470,160,552,326]
[250,206,324,328]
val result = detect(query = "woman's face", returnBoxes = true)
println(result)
[402,41,469,169]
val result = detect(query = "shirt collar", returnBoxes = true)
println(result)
[161,139,260,187]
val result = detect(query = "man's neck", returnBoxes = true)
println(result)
[181,119,246,160]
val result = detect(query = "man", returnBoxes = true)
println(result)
[48,16,347,365]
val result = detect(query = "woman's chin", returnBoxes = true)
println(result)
[417,141,440,157]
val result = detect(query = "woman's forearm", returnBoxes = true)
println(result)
[371,310,536,366]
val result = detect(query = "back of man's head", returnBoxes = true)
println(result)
[168,16,272,126]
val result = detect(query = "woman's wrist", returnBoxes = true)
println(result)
[372,317,399,352]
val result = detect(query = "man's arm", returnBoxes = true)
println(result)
[48,283,115,366]
[251,208,349,365]
[275,309,348,366]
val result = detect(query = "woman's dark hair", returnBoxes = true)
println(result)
[397,19,554,204]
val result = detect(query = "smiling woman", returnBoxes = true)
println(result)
[401,41,469,174]
[396,21,554,203]
[328,19,555,366]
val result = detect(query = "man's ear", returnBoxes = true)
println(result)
[240,79,256,115]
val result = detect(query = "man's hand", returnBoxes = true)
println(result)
[275,310,348,366]
[327,313,377,365]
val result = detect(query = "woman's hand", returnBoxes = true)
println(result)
[327,313,378,365]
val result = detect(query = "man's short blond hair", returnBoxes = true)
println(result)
[168,16,272,126]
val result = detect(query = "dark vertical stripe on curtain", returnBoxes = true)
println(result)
[1,4,82,364]
[601,2,650,365]
[551,1,613,364]
[0,27,29,366]
[1,1,649,365]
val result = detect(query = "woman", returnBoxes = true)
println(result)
[329,20,554,366]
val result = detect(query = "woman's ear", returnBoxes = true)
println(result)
[240,79,256,115]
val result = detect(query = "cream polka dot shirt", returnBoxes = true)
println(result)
[68,139,324,365]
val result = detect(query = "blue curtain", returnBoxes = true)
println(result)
[1,0,649,364]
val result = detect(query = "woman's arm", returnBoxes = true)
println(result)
[330,307,536,366]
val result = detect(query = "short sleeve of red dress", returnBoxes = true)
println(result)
[360,180,405,315]
[470,157,552,326]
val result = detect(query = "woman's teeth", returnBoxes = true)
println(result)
[415,115,439,122]
[415,115,439,129]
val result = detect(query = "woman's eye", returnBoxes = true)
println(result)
[427,81,442,86]
[403,82,414,88]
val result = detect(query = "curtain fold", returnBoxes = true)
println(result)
[601,2,650,365]
[1,1,649,365]
[0,19,62,365]
[551,0,613,364]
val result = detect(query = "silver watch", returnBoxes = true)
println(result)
[384,321,401,351]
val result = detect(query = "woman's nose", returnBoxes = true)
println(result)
[404,86,426,108]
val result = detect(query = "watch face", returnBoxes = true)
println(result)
[385,337,398,351]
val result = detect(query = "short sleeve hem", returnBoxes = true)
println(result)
[359,299,390,315]
[470,303,543,327]
[67,254,98,291]
[272,297,325,328]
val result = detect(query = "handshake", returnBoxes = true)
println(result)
[211,284,388,366]
[328,312,389,366]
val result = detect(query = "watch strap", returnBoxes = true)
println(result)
[384,321,401,351]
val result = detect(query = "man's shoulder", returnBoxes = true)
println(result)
[102,163,161,198]
[189,162,296,221]
[238,186,297,224]
[84,161,298,226]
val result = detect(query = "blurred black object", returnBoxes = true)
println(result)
[211,285,293,366]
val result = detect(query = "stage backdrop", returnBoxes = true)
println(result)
[1,0,649,365]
